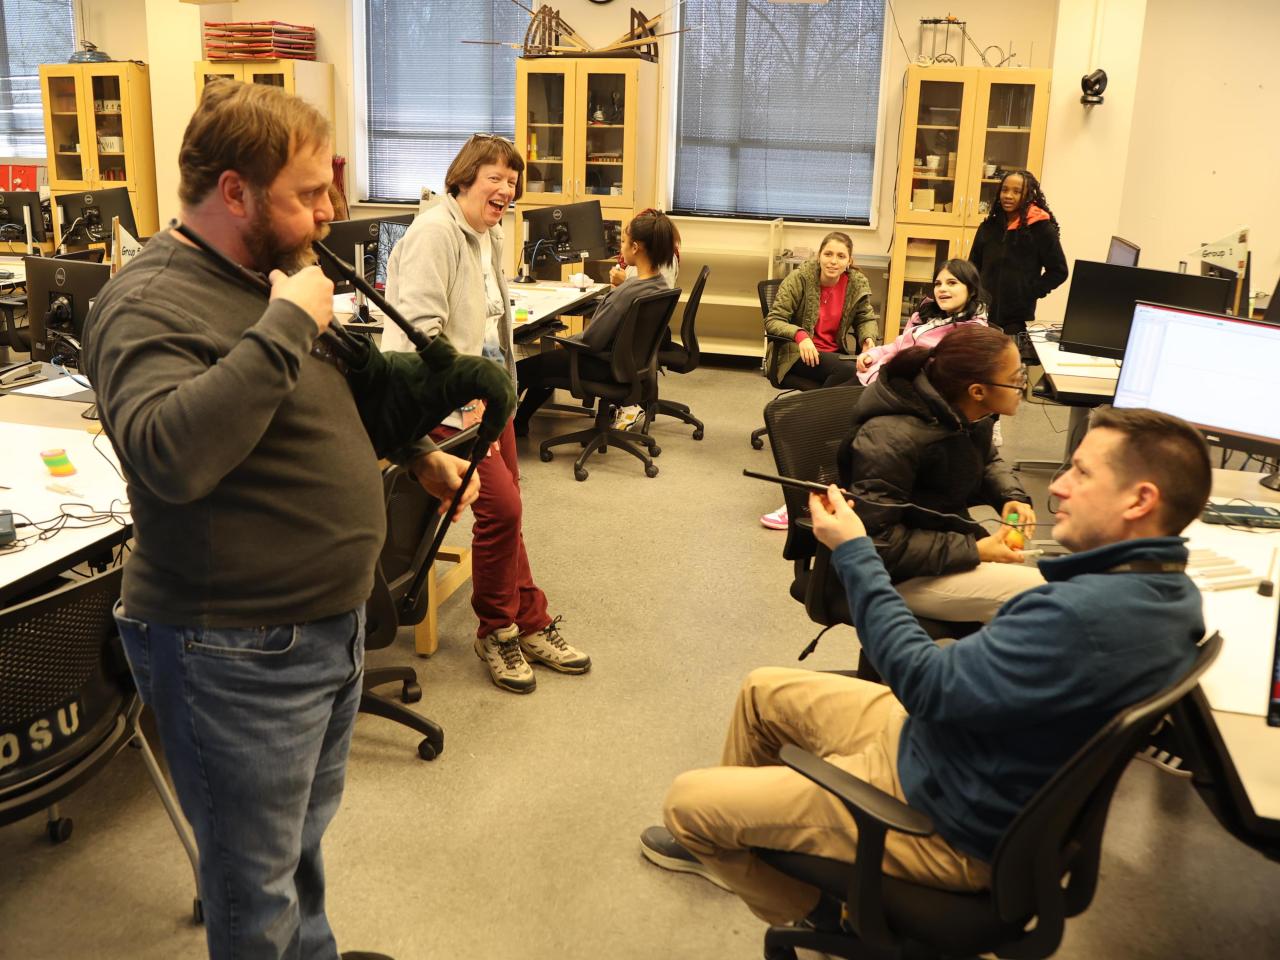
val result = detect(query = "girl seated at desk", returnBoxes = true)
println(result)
[837,324,1043,623]
[513,209,678,436]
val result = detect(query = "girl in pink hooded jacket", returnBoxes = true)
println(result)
[858,258,988,385]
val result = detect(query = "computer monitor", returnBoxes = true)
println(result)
[523,200,608,266]
[54,187,137,245]
[54,248,106,263]
[375,220,410,289]
[0,190,47,245]
[1263,273,1280,326]
[1106,235,1140,267]
[321,214,413,292]
[1058,260,1233,360]
[1201,252,1251,316]
[1112,301,1280,490]
[25,256,111,364]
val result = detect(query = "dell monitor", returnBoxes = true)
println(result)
[25,256,111,364]
[1112,301,1280,490]
[1058,260,1233,360]
[375,219,410,289]
[0,190,48,246]
[523,200,608,269]
[55,187,137,245]
[1106,235,1140,267]
[321,214,413,293]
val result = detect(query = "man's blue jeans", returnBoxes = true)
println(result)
[114,603,365,960]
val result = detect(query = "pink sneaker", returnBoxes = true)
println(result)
[760,505,788,530]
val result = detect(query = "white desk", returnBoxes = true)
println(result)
[510,281,605,330]
[0,415,129,605]
[1030,326,1120,402]
[1188,469,1280,830]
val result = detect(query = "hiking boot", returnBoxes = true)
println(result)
[475,624,536,693]
[760,505,788,530]
[639,825,731,891]
[520,616,591,674]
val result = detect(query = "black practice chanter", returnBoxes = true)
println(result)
[171,220,494,573]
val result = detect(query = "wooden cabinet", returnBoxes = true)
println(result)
[887,64,1050,339]
[195,60,335,123]
[40,62,159,239]
[514,56,658,281]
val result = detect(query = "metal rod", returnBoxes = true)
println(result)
[312,240,433,352]
[403,447,486,602]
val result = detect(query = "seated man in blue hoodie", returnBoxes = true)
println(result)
[640,407,1211,927]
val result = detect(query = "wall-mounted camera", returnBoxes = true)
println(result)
[1081,68,1107,105]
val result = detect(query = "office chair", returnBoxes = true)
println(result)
[0,567,203,923]
[0,295,30,354]
[643,265,709,441]
[359,427,478,761]
[763,387,980,681]
[538,287,681,481]
[753,632,1222,960]
[751,277,823,450]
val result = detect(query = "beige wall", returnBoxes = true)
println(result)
[1039,0,1148,326]
[1118,0,1277,304]
[81,0,149,62]
[141,0,204,225]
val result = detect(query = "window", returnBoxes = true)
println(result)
[0,0,75,157]
[364,0,525,201]
[673,0,885,222]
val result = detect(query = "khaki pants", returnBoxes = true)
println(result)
[663,667,990,926]
[896,561,1044,623]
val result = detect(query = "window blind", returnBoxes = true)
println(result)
[673,0,885,222]
[365,0,525,201]
[0,0,75,157]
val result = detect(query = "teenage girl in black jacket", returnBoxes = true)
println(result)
[968,169,1068,338]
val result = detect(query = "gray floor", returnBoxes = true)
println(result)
[1,364,1276,960]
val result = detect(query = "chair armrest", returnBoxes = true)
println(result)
[436,424,480,455]
[543,334,593,351]
[766,332,796,344]
[779,743,934,952]
[779,744,934,837]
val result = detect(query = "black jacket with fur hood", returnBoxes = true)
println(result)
[836,370,1030,582]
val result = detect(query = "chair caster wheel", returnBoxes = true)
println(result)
[400,680,421,704]
[645,463,659,478]
[47,817,73,844]
[751,436,764,450]
[692,428,704,440]
[574,467,588,482]
[650,444,661,457]
[418,740,439,761]
[193,898,205,924]
[539,449,553,462]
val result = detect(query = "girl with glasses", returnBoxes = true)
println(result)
[836,324,1043,623]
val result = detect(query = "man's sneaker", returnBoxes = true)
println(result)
[614,403,645,431]
[639,826,731,891]
[760,505,788,530]
[519,616,591,674]
[474,624,536,693]
[1135,714,1193,778]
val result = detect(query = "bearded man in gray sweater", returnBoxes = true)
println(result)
[82,81,510,960]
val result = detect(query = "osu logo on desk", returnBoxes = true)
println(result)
[0,698,83,775]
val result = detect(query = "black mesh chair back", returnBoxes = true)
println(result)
[756,633,1221,960]
[661,265,709,374]
[0,568,126,795]
[764,384,864,562]
[758,277,783,319]
[606,287,683,394]
[376,465,446,639]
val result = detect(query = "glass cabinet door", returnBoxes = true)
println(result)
[44,70,89,188]
[898,71,975,226]
[519,64,571,203]
[968,70,1051,222]
[886,228,961,341]
[88,69,128,185]
[577,66,633,206]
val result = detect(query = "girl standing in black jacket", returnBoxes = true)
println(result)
[968,169,1068,338]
